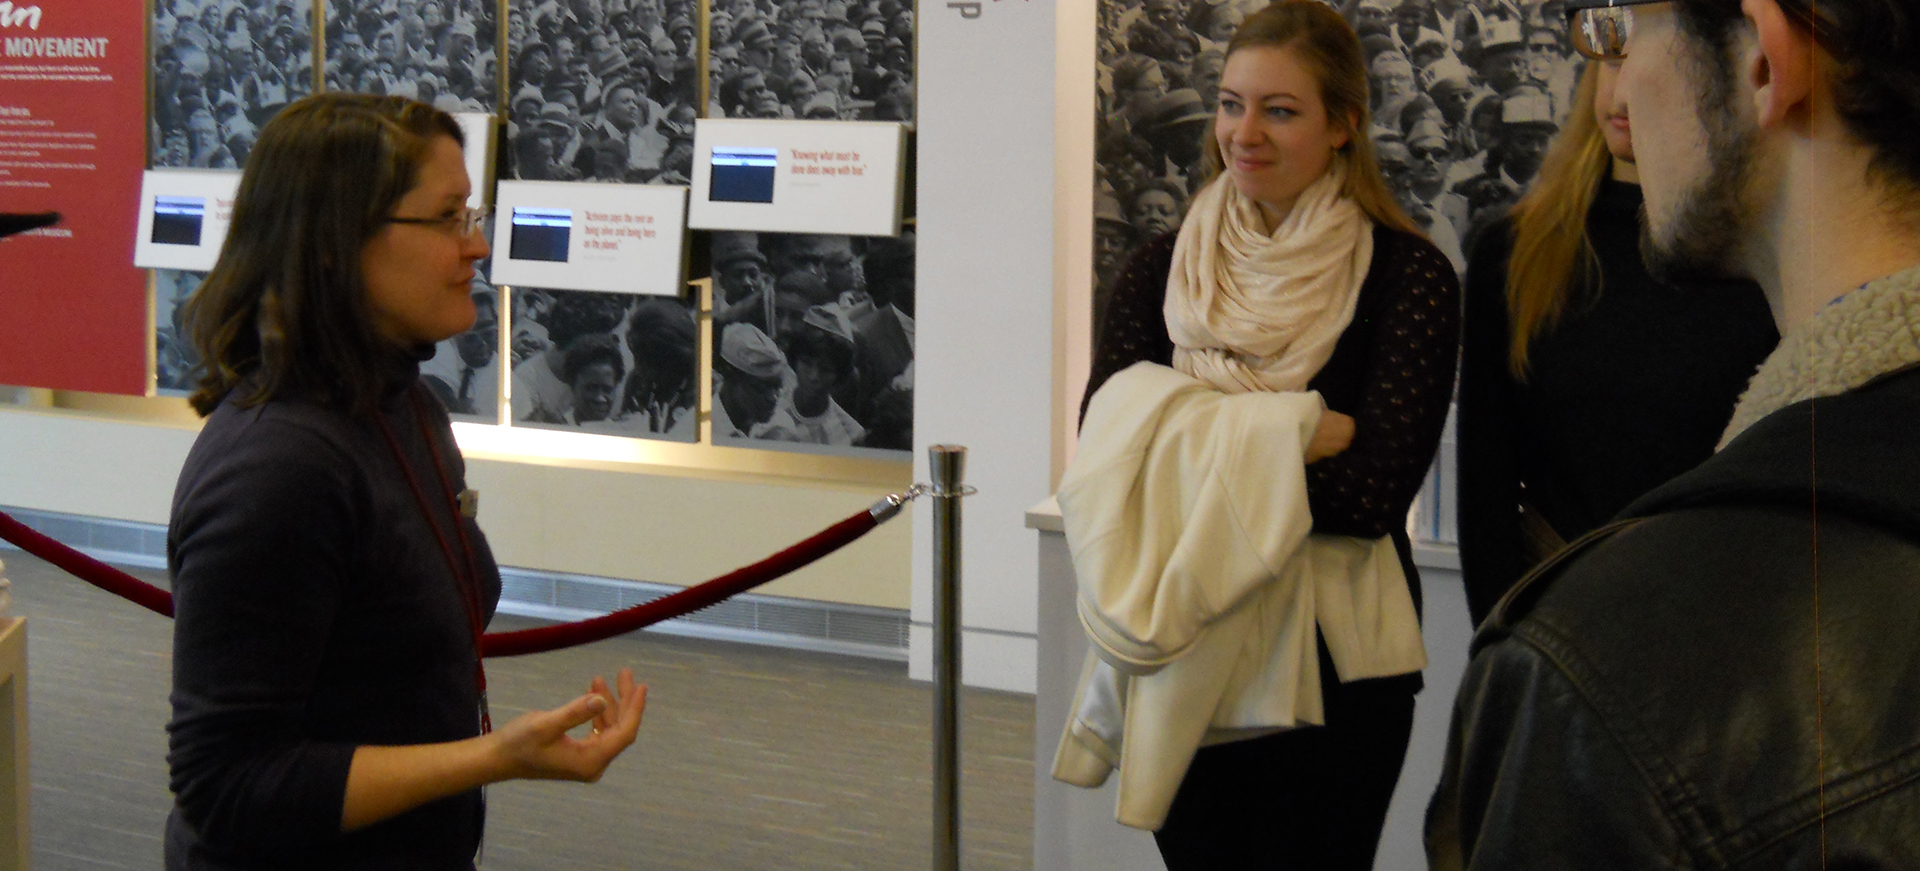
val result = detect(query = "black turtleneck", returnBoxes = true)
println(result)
[165,363,503,870]
[1455,178,1780,624]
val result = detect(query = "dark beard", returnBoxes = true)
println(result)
[1641,34,1759,284]
[1640,120,1757,284]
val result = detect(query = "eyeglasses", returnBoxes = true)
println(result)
[1564,0,1667,61]
[387,204,491,238]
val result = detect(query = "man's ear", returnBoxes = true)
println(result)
[1742,0,1813,130]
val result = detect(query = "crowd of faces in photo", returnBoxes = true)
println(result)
[151,0,314,169]
[323,0,501,111]
[507,288,702,439]
[706,0,915,123]
[419,279,506,423]
[1093,0,1583,312]
[505,0,703,185]
[155,270,207,394]
[709,232,914,452]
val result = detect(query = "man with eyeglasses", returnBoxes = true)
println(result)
[1428,0,1920,866]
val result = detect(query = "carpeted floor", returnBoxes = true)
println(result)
[0,551,1034,870]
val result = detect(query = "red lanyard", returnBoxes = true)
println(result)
[375,386,492,734]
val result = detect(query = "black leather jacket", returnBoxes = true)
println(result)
[1427,365,1920,869]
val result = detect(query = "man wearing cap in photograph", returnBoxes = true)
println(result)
[1406,27,1452,75]
[534,98,585,180]
[1454,84,1557,249]
[508,84,545,140]
[713,233,775,328]
[736,17,778,76]
[798,90,841,121]
[830,29,881,102]
[1423,57,1479,157]
[1093,188,1136,302]
[1141,88,1211,188]
[1473,16,1533,96]
[712,323,800,440]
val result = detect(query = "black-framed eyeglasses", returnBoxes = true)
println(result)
[1563,0,1668,61]
[386,204,490,238]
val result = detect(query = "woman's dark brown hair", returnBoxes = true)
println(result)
[184,93,464,417]
[1197,0,1418,236]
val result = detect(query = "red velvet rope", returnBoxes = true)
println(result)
[0,507,882,658]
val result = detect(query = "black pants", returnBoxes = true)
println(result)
[1152,667,1419,870]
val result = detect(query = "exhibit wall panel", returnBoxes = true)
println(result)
[914,0,1059,691]
[0,0,151,395]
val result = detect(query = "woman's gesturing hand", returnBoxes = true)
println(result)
[1306,410,1356,463]
[490,668,648,782]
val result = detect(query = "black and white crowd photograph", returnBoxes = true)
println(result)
[504,0,703,185]
[705,0,916,123]
[323,0,501,110]
[509,288,701,440]
[709,231,914,455]
[1093,0,1584,322]
[150,0,315,169]
[153,269,205,396]
[422,284,506,423]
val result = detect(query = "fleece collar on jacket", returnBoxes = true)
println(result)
[1719,263,1920,448]
[1629,263,1920,540]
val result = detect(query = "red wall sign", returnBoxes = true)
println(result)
[0,0,149,394]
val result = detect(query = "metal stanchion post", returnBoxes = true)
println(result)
[929,445,966,871]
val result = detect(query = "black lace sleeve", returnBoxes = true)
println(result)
[1304,233,1463,538]
[1081,233,1178,424]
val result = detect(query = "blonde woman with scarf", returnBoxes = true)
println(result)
[1077,2,1459,866]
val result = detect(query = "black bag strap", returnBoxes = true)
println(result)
[1470,517,1647,656]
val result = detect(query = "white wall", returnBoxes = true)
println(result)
[0,403,915,610]
[912,0,1062,692]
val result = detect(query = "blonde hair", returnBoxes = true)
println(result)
[1197,0,1418,236]
[1504,64,1611,379]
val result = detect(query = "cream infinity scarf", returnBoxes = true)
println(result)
[1719,263,1920,449]
[1163,162,1375,395]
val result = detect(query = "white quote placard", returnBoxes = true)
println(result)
[688,119,907,237]
[487,180,688,295]
[132,169,243,272]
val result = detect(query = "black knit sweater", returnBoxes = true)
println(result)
[1454,179,1778,624]
[165,371,502,870]
[1086,223,1462,630]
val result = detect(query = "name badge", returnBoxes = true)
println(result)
[457,489,480,519]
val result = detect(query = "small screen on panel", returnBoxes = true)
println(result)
[509,207,572,263]
[151,196,206,246]
[710,147,778,204]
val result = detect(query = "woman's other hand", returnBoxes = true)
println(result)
[1306,410,1355,463]
[490,668,648,782]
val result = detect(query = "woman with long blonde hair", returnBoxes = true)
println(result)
[1078,2,1457,865]
[1454,61,1777,624]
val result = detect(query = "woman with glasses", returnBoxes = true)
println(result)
[167,94,646,871]
[1454,49,1777,625]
